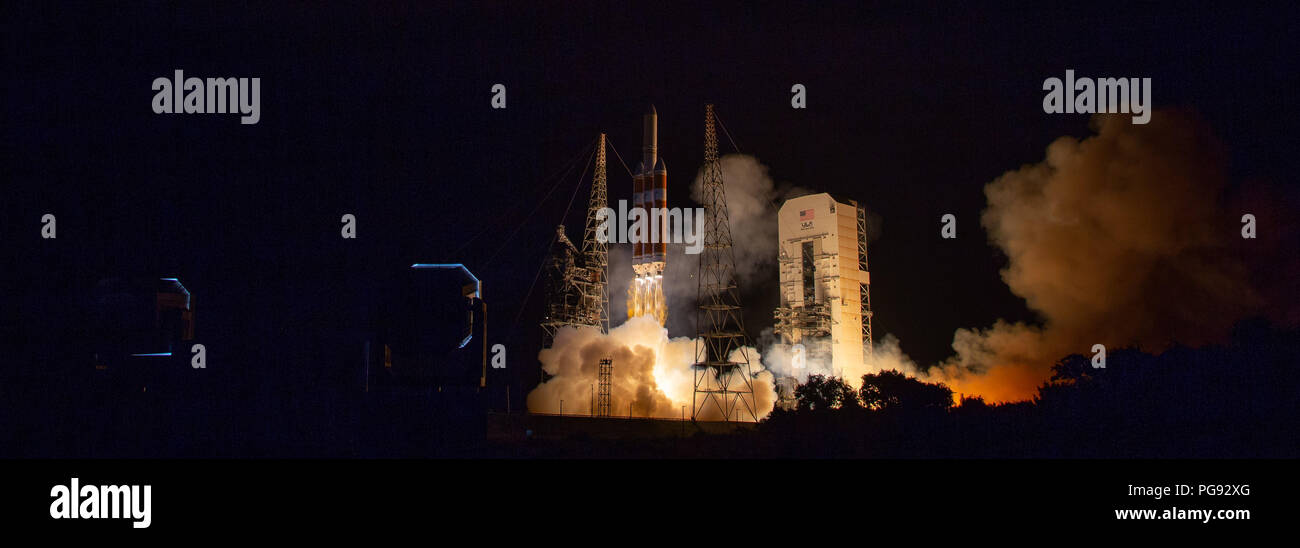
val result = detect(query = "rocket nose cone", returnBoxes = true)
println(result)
[647,104,657,115]
[654,157,666,172]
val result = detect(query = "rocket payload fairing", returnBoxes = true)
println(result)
[628,105,668,325]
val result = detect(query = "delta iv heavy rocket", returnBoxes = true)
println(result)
[628,105,668,325]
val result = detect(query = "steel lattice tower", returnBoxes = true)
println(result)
[581,134,611,334]
[541,135,610,348]
[597,358,612,417]
[692,105,758,422]
[856,203,873,363]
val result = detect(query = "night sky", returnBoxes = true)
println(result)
[5,3,1296,396]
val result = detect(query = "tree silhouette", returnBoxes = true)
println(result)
[794,375,860,411]
[859,370,953,412]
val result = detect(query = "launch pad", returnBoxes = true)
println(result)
[487,412,756,442]
[537,104,763,423]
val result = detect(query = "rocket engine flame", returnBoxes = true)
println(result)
[528,316,776,420]
[546,112,1293,413]
[627,274,667,325]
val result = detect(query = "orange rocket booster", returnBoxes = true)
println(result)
[634,105,666,271]
[651,157,667,263]
[633,164,646,263]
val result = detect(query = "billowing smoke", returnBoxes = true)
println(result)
[527,316,776,420]
[748,110,1290,405]
[538,116,1283,415]
[689,155,777,286]
[532,155,798,420]
[610,155,795,333]
[690,154,813,286]
[761,331,828,381]
[927,110,1277,402]
[761,331,926,389]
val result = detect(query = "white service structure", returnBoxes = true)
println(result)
[773,193,873,402]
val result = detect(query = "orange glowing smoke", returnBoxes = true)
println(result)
[923,111,1272,403]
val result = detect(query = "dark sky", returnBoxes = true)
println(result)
[5,2,1296,389]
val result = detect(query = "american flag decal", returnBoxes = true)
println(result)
[799,209,814,221]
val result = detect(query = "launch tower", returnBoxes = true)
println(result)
[541,135,610,347]
[691,104,758,422]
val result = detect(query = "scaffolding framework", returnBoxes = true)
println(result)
[582,134,611,334]
[773,244,836,341]
[692,104,758,422]
[597,358,612,417]
[540,135,611,347]
[540,227,591,347]
[772,301,833,341]
[857,204,873,363]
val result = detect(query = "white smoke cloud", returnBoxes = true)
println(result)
[760,332,924,389]
[690,154,813,287]
[557,113,1285,412]
[607,154,794,335]
[528,316,776,420]
[537,153,906,418]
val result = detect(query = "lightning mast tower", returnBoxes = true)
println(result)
[597,358,612,417]
[581,134,611,334]
[692,105,758,422]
